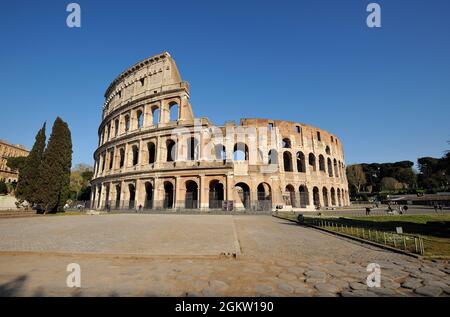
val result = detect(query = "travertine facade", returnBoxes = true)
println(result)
[0,140,29,183]
[91,52,349,211]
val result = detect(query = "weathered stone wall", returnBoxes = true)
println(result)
[91,52,349,211]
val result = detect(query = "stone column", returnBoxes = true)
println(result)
[199,175,208,210]
[175,176,183,209]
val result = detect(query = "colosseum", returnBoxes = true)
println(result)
[91,52,350,212]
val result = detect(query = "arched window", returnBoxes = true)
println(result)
[322,187,329,207]
[163,182,174,208]
[337,188,342,207]
[128,184,136,209]
[257,183,272,211]
[114,119,119,137]
[209,180,224,209]
[152,107,160,126]
[166,140,176,162]
[115,184,121,208]
[285,184,297,207]
[309,153,316,171]
[296,151,306,173]
[132,145,139,166]
[325,146,331,155]
[148,142,156,164]
[235,182,250,209]
[185,180,199,209]
[136,110,143,129]
[268,149,278,165]
[119,148,125,168]
[319,155,325,171]
[282,138,291,148]
[334,159,339,178]
[124,115,130,132]
[233,143,248,161]
[299,185,309,208]
[145,182,153,209]
[109,150,114,170]
[283,151,293,172]
[215,144,226,162]
[331,187,336,206]
[187,137,199,161]
[169,102,179,122]
[327,158,333,177]
[313,187,320,207]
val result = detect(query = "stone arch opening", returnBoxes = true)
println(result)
[132,145,139,166]
[115,184,121,209]
[257,182,272,211]
[214,144,226,161]
[128,184,136,209]
[209,180,224,209]
[136,109,143,129]
[296,151,306,173]
[309,153,316,172]
[119,148,125,168]
[166,139,176,162]
[334,159,339,177]
[235,182,250,209]
[148,142,156,164]
[322,187,329,207]
[299,185,309,208]
[152,107,160,125]
[233,143,249,161]
[268,149,278,165]
[313,187,320,207]
[319,155,326,172]
[327,158,333,177]
[282,138,291,148]
[185,180,198,209]
[325,146,331,155]
[187,137,199,161]
[283,151,293,172]
[169,102,179,122]
[124,114,130,132]
[145,182,153,209]
[285,184,297,207]
[331,187,336,206]
[163,181,174,209]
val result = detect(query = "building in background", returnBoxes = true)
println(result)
[0,140,29,183]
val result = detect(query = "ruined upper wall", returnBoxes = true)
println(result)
[102,52,188,115]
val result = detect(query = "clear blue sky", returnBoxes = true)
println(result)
[1,0,449,167]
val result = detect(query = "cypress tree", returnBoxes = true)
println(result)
[37,117,72,213]
[16,123,46,205]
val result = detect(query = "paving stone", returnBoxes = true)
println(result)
[381,280,401,289]
[276,260,295,267]
[382,269,410,283]
[314,283,340,294]
[419,267,447,277]
[415,286,443,297]
[350,282,368,290]
[401,278,423,290]
[423,280,449,289]
[305,270,327,279]
[287,267,305,276]
[278,272,298,281]
[369,287,400,296]
[341,290,377,297]
[254,284,274,295]
[305,278,326,284]
[277,283,294,294]
[328,279,349,289]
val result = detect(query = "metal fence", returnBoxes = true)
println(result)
[301,217,425,255]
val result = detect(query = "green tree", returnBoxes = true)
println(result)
[15,123,46,204]
[346,164,366,193]
[0,181,7,195]
[37,118,72,213]
[6,156,27,172]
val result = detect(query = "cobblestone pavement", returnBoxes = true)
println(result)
[0,215,448,297]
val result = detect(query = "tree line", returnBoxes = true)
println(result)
[6,117,72,213]
[347,142,450,201]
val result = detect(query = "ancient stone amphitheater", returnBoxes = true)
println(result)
[91,52,349,212]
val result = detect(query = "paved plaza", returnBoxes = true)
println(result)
[0,214,449,296]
